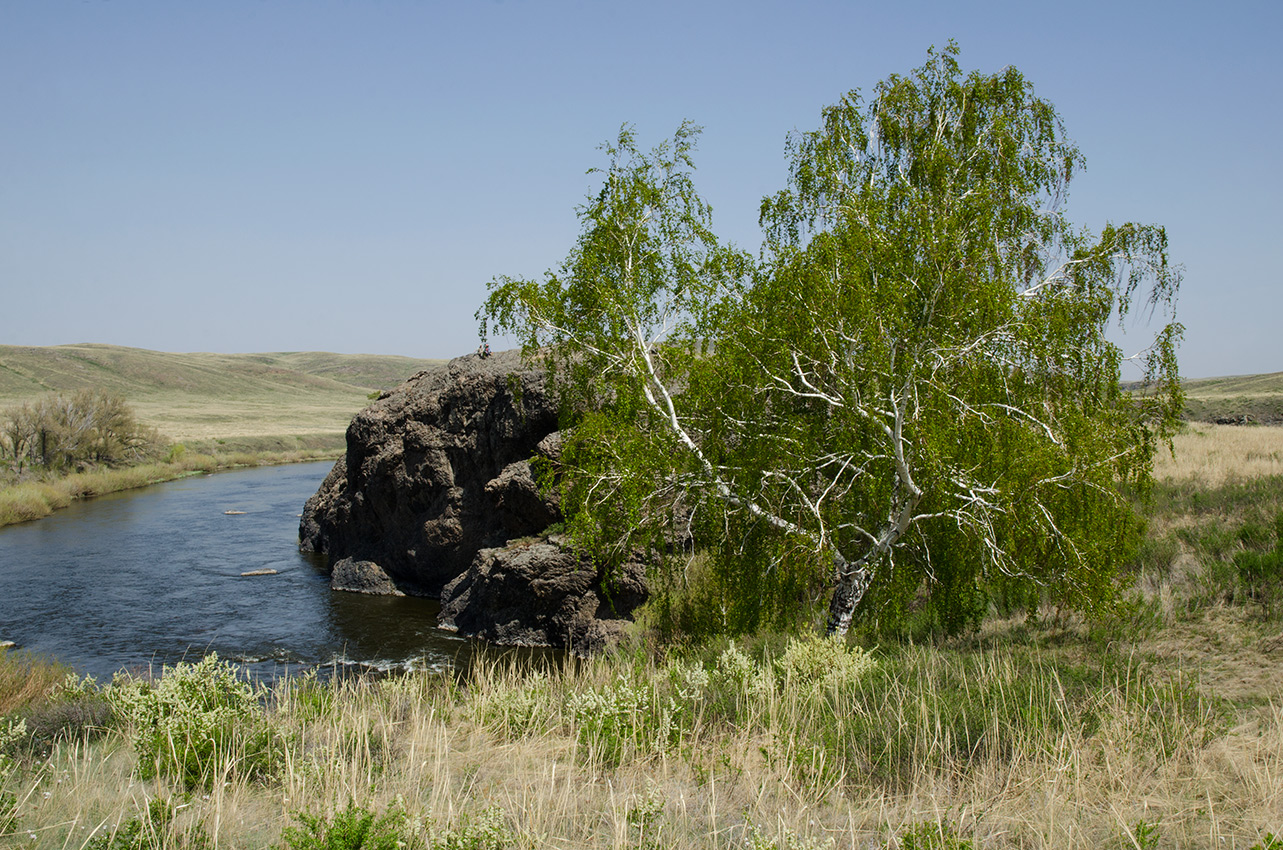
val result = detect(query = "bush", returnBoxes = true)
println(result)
[775,634,875,692]
[890,821,975,850]
[1,390,162,473]
[567,674,683,767]
[109,653,283,789]
[279,802,410,850]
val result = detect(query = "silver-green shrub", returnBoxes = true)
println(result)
[109,653,282,789]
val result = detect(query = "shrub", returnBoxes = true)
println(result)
[775,634,875,692]
[278,802,410,850]
[891,821,975,850]
[0,717,26,832]
[567,675,683,767]
[109,653,283,789]
[473,669,554,740]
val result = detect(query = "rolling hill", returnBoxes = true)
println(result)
[1182,371,1283,424]
[0,344,446,444]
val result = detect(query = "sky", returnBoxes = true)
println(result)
[1,1,1278,379]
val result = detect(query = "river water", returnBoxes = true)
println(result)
[0,461,477,680]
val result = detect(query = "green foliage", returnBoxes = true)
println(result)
[1249,834,1283,850]
[480,43,1182,640]
[774,634,876,692]
[1126,819,1163,850]
[1233,511,1283,613]
[18,672,114,750]
[626,787,666,850]
[744,822,834,850]
[890,821,975,850]
[473,669,555,739]
[567,674,684,768]
[108,653,283,789]
[279,802,410,850]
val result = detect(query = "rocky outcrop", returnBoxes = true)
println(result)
[438,538,648,654]
[299,348,649,650]
[300,349,561,595]
[330,558,406,596]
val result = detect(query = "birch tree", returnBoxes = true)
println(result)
[478,44,1182,638]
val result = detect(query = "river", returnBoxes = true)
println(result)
[0,461,478,680]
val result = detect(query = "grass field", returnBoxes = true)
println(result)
[1182,372,1283,424]
[0,344,445,443]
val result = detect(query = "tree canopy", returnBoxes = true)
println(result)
[478,44,1182,638]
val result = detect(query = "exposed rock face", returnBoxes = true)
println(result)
[438,539,648,655]
[299,349,561,595]
[299,348,650,650]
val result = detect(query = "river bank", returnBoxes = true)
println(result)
[0,441,341,528]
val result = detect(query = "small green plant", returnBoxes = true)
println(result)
[279,802,410,850]
[1249,834,1283,850]
[567,675,682,767]
[430,807,526,850]
[891,821,974,850]
[626,786,666,850]
[474,670,554,739]
[109,653,283,789]
[1122,818,1162,850]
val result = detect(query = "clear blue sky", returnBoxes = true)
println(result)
[2,1,1278,379]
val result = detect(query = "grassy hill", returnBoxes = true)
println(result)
[1182,371,1283,424]
[0,344,445,445]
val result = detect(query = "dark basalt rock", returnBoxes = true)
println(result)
[438,538,648,655]
[300,349,560,595]
[299,348,649,651]
[330,557,406,596]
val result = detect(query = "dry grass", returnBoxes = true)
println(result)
[128,396,368,443]
[1155,425,1283,486]
[4,639,1282,849]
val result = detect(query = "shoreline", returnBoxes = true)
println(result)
[0,446,341,529]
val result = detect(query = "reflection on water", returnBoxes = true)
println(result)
[0,462,480,680]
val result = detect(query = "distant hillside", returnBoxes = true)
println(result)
[0,344,446,443]
[1183,371,1283,424]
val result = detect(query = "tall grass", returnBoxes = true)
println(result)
[1,635,1277,849]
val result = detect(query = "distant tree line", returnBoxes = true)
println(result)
[0,389,163,474]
